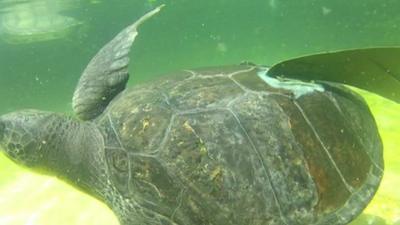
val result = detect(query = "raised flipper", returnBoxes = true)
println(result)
[267,47,400,103]
[72,5,165,120]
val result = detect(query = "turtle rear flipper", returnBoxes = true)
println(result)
[268,47,400,103]
[72,5,164,120]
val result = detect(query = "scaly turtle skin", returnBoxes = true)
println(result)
[0,5,390,225]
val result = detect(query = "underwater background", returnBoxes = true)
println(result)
[0,0,399,224]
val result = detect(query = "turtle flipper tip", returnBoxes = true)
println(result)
[158,4,166,10]
[133,4,165,27]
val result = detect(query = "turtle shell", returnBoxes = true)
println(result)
[95,65,383,225]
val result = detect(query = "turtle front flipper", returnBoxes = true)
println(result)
[72,5,164,120]
[267,47,400,103]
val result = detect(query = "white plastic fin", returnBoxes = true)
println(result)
[257,68,325,98]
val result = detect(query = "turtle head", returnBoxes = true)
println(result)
[0,110,51,168]
[0,110,109,200]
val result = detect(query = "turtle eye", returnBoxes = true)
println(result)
[112,151,129,172]
[105,148,130,193]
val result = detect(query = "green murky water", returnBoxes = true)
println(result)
[0,0,399,224]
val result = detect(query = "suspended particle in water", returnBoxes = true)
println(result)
[269,0,277,10]
[322,6,332,15]
[216,42,228,53]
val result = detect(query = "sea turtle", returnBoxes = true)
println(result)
[0,0,82,44]
[0,5,399,225]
